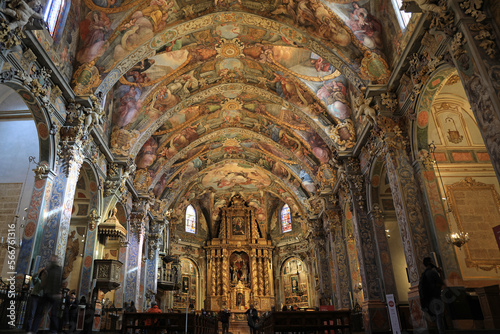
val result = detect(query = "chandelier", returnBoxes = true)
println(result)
[446,232,470,249]
[429,142,470,249]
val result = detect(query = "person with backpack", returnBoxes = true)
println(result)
[419,257,446,334]
[245,304,259,334]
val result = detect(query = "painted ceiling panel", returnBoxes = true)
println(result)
[72,0,400,225]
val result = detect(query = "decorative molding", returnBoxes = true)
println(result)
[327,120,356,151]
[380,92,398,113]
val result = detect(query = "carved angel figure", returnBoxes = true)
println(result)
[354,95,378,125]
[1,0,44,31]
[83,107,104,135]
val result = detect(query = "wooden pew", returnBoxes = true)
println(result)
[121,312,218,334]
[258,310,352,334]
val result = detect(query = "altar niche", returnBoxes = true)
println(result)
[230,251,250,285]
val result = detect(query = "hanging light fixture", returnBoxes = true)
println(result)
[445,232,470,249]
[429,142,470,249]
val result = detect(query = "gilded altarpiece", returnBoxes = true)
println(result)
[205,196,274,311]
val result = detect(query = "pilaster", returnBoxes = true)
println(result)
[368,204,398,299]
[124,199,147,306]
[332,226,352,310]
[15,169,55,275]
[412,159,462,285]
[37,155,82,268]
[344,158,389,332]
[377,123,433,331]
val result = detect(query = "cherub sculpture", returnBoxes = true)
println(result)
[354,95,378,125]
[1,0,44,31]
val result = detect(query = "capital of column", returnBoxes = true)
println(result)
[147,232,161,260]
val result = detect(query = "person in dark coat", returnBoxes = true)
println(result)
[219,308,230,334]
[245,304,259,334]
[419,257,446,334]
[32,256,62,334]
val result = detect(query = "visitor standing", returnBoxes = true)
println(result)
[219,308,230,334]
[26,269,46,334]
[419,257,446,334]
[245,304,259,334]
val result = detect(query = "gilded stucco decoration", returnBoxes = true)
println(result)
[327,120,356,151]
[0,0,43,48]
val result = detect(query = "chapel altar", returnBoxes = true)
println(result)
[205,196,275,310]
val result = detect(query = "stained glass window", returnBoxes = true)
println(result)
[281,204,292,233]
[185,205,196,233]
[44,0,65,36]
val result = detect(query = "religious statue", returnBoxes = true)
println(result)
[408,0,445,14]
[241,263,248,283]
[0,0,44,31]
[354,95,378,125]
[231,265,238,283]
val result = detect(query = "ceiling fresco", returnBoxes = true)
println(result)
[71,0,401,234]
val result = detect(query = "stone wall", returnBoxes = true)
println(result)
[0,183,21,277]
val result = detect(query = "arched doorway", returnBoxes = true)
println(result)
[415,69,500,285]
[173,258,199,310]
[370,162,411,303]
[0,84,51,278]
[281,257,309,309]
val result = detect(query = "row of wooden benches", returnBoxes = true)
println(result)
[121,310,352,334]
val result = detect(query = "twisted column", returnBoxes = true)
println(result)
[251,249,258,297]
[264,250,270,296]
[258,252,264,296]
[222,249,228,299]
[211,249,217,296]
[217,253,222,295]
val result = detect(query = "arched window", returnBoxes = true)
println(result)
[185,205,196,233]
[281,204,292,233]
[44,0,65,36]
[391,0,412,29]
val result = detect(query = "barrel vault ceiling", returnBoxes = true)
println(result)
[72,0,397,239]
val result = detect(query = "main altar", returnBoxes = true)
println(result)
[205,196,275,311]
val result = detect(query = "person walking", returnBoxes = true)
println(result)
[245,304,259,334]
[219,308,230,334]
[31,256,62,334]
[419,257,446,334]
[67,292,78,333]
[26,269,46,334]
[43,255,63,334]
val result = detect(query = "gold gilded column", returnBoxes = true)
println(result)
[251,249,258,297]
[218,254,222,295]
[222,249,228,299]
[258,252,264,296]
[264,250,270,296]
[211,249,217,296]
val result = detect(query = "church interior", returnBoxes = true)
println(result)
[0,0,499,332]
